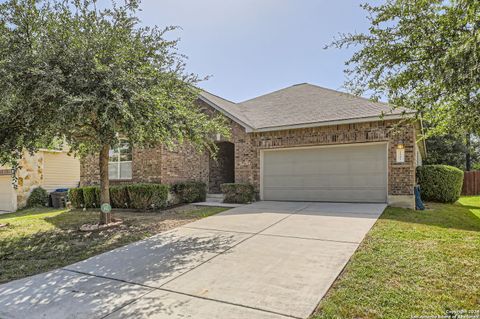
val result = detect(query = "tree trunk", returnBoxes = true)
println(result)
[99,144,112,224]
[466,133,472,171]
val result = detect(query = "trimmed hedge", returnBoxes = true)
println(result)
[221,183,255,204]
[26,187,49,208]
[417,165,464,203]
[110,185,129,208]
[173,181,207,203]
[68,182,199,210]
[68,188,84,208]
[83,186,100,208]
[126,183,169,210]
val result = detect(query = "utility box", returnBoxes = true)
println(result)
[51,191,68,208]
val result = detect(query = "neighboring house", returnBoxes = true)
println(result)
[81,83,426,209]
[0,149,80,212]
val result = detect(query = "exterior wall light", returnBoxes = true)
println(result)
[396,143,405,163]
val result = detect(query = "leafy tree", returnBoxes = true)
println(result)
[423,134,480,170]
[328,0,480,137]
[0,0,228,223]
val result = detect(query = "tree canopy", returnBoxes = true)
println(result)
[0,0,228,222]
[423,134,480,170]
[329,0,480,137]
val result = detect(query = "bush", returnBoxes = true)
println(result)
[26,187,49,207]
[417,165,464,203]
[68,188,84,208]
[83,186,100,208]
[126,183,169,210]
[110,185,129,208]
[173,181,207,203]
[221,183,255,204]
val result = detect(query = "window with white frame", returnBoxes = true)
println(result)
[109,141,132,180]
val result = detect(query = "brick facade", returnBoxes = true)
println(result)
[80,143,209,187]
[80,100,418,206]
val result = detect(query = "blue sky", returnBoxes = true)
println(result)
[1,0,375,102]
[135,0,374,102]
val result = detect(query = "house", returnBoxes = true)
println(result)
[0,149,80,212]
[80,83,426,209]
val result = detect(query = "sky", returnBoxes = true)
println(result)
[0,0,375,102]
[134,0,374,102]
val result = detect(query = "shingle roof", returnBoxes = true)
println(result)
[198,90,253,128]
[199,83,414,132]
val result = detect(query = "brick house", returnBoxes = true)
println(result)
[81,83,426,209]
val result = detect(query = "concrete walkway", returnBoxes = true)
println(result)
[0,201,386,319]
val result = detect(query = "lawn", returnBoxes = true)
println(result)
[313,196,480,319]
[0,205,228,284]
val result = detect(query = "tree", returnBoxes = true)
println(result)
[0,0,228,223]
[423,134,480,170]
[328,0,480,138]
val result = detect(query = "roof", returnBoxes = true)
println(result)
[199,83,415,132]
[198,90,254,130]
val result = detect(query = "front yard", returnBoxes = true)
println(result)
[313,196,480,319]
[2,196,479,318]
[0,205,228,284]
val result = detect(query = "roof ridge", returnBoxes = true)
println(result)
[238,84,303,104]
[303,83,392,107]
[239,82,393,108]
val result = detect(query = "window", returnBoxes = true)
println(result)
[109,141,132,180]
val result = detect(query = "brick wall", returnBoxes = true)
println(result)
[160,144,209,185]
[80,143,209,187]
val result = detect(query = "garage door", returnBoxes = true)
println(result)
[261,143,387,203]
[0,175,17,212]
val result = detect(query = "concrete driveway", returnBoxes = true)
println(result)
[0,201,386,319]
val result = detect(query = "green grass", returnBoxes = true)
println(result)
[313,196,480,319]
[0,205,228,284]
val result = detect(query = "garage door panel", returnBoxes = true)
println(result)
[262,144,387,203]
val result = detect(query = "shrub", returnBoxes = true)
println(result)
[173,181,207,203]
[68,188,84,208]
[110,185,129,208]
[221,183,255,204]
[26,187,49,207]
[83,186,100,208]
[417,165,464,203]
[126,183,169,210]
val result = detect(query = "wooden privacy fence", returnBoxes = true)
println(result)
[462,171,480,195]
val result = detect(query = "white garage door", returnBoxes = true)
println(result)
[0,175,17,212]
[261,143,388,203]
